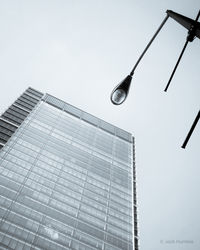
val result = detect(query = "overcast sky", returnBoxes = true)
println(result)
[0,1,199,250]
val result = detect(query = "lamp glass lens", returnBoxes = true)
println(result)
[111,89,126,105]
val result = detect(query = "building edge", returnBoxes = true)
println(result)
[132,137,139,250]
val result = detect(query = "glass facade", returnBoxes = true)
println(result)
[0,88,138,250]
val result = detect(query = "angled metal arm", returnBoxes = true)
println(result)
[164,40,189,92]
[130,14,169,76]
[164,10,200,92]
[182,110,200,148]
[167,9,200,39]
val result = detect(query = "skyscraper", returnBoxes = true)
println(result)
[0,87,138,250]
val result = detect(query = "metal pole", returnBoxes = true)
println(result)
[181,110,200,148]
[164,39,189,92]
[195,10,200,21]
[130,14,169,76]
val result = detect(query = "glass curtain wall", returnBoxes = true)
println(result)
[0,99,134,250]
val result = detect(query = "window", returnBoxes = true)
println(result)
[73,230,103,249]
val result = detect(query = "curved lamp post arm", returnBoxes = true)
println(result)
[130,14,169,76]
[111,13,169,105]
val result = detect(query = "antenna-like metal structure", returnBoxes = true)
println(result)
[164,10,200,148]
[164,10,200,91]
[110,9,200,148]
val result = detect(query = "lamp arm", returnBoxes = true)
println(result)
[130,14,169,76]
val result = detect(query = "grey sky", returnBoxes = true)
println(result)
[0,1,199,250]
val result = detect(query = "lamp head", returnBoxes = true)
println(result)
[110,75,132,105]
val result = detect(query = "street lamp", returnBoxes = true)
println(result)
[110,75,132,105]
[110,13,169,105]
[111,9,200,148]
